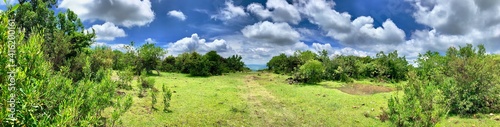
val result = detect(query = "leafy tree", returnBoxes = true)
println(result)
[295,50,319,64]
[137,43,166,75]
[160,55,176,72]
[296,60,324,84]
[442,44,500,114]
[189,52,211,76]
[112,50,126,70]
[90,46,114,80]
[175,52,192,73]
[267,53,289,74]
[225,55,245,72]
[204,51,226,75]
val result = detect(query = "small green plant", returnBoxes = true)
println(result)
[151,88,158,110]
[162,84,172,112]
[110,95,133,126]
[117,67,134,90]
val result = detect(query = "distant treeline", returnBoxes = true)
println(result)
[266,50,409,84]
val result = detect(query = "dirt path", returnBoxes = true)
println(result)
[240,75,297,126]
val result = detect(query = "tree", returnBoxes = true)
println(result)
[189,52,210,76]
[204,51,226,75]
[267,53,289,74]
[296,60,325,84]
[442,44,500,114]
[112,50,126,70]
[225,55,245,72]
[160,55,176,72]
[137,43,166,75]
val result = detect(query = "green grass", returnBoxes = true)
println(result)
[106,72,500,126]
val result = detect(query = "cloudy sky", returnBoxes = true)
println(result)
[2,0,500,65]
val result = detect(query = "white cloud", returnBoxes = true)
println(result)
[167,10,187,21]
[247,0,302,24]
[297,0,406,50]
[166,33,230,55]
[311,43,372,57]
[91,42,132,52]
[87,22,126,41]
[247,3,271,20]
[241,21,300,46]
[59,0,155,27]
[211,0,247,21]
[382,0,500,60]
[145,38,156,44]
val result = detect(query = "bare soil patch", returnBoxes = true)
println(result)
[334,84,394,95]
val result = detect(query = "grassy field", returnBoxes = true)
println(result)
[106,72,500,126]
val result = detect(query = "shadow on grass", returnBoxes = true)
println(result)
[186,75,211,78]
[296,82,321,86]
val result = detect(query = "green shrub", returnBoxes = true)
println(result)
[162,84,172,112]
[388,71,449,127]
[442,45,500,114]
[296,60,324,84]
[110,95,133,126]
[117,67,134,90]
[151,88,158,110]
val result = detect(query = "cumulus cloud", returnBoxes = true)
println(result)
[241,21,300,46]
[87,22,126,41]
[59,0,155,27]
[211,0,247,21]
[91,42,132,51]
[167,10,187,21]
[166,33,230,55]
[311,43,372,57]
[247,0,301,24]
[145,38,156,44]
[388,0,500,59]
[296,0,406,49]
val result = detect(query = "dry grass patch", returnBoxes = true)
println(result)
[335,84,395,95]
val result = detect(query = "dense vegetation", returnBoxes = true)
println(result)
[267,50,409,84]
[388,44,500,126]
[1,1,500,126]
[0,1,247,126]
[266,46,500,126]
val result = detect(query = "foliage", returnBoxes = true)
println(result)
[137,42,166,75]
[110,95,133,127]
[0,27,125,126]
[388,71,449,127]
[151,88,158,110]
[441,44,500,114]
[116,66,134,90]
[160,55,176,72]
[296,60,325,84]
[162,84,172,112]
[225,55,246,72]
[112,50,126,70]
[267,50,409,83]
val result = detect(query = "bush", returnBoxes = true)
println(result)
[162,84,173,112]
[296,60,324,84]
[442,44,500,114]
[388,71,449,126]
[117,67,134,90]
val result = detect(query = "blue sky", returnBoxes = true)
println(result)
[2,0,500,65]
